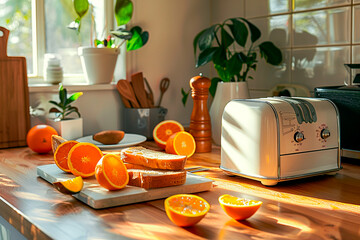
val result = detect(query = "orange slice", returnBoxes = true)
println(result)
[68,142,103,178]
[218,194,262,220]
[95,154,129,191]
[165,131,196,157]
[51,135,67,153]
[53,140,78,172]
[153,120,184,149]
[165,194,210,227]
[53,176,83,194]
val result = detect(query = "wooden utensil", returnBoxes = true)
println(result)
[0,27,30,148]
[157,78,170,107]
[144,77,154,107]
[115,80,131,108]
[116,80,140,108]
[131,72,149,108]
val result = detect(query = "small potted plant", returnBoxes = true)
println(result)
[69,0,149,85]
[47,84,83,140]
[184,17,283,145]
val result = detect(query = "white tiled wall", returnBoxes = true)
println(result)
[212,0,359,97]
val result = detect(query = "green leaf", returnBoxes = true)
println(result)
[209,77,221,97]
[212,47,227,67]
[49,100,61,108]
[181,88,190,106]
[127,26,143,51]
[238,52,247,63]
[73,0,89,18]
[67,92,83,105]
[240,18,261,43]
[229,19,248,47]
[94,39,102,47]
[59,85,67,107]
[115,0,133,26]
[65,107,81,118]
[198,25,216,51]
[214,64,231,82]
[196,47,218,68]
[193,28,207,58]
[221,26,234,48]
[227,54,242,76]
[258,41,282,65]
[141,31,149,46]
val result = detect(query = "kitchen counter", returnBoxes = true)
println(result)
[0,142,359,239]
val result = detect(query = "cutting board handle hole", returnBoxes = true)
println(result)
[0,31,3,37]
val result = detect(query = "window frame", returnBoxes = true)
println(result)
[28,0,121,86]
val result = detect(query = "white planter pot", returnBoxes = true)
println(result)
[78,47,120,85]
[48,118,83,140]
[209,81,250,145]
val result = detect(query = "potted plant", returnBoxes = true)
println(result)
[47,84,83,140]
[69,0,149,85]
[185,17,283,145]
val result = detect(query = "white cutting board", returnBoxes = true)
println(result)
[37,164,213,209]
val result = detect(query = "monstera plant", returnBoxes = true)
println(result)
[69,0,148,51]
[182,17,282,105]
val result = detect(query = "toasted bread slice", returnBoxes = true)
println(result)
[127,169,186,189]
[124,162,152,170]
[121,146,187,171]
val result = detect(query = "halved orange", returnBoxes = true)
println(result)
[53,176,83,194]
[54,140,78,172]
[165,131,196,157]
[153,120,184,149]
[165,194,210,227]
[95,153,129,191]
[67,142,103,178]
[218,194,262,220]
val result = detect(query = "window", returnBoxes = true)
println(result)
[0,0,124,85]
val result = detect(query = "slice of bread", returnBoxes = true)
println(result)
[121,146,187,171]
[127,169,186,189]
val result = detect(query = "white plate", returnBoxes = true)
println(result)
[76,133,146,149]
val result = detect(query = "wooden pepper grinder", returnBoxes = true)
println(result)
[189,74,212,153]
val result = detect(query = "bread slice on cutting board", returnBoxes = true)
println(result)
[120,146,188,189]
[121,146,187,171]
[126,169,186,189]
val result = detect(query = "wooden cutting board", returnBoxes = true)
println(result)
[37,164,214,209]
[0,27,30,148]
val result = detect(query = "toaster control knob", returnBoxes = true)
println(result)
[321,128,330,139]
[294,132,304,142]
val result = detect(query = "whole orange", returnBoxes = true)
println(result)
[26,125,58,153]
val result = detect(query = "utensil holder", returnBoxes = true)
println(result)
[123,107,167,139]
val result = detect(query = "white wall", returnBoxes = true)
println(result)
[127,0,211,126]
[30,0,359,135]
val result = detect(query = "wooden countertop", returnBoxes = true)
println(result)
[0,142,360,240]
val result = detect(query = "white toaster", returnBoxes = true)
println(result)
[220,97,341,186]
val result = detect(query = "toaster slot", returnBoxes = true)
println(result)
[294,98,317,123]
[276,97,304,123]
